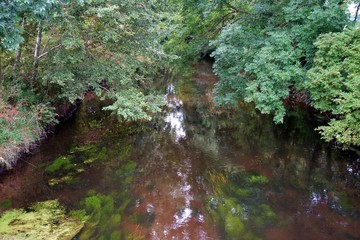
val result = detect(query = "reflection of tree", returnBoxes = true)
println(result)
[180,62,360,225]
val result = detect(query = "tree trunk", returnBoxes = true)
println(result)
[14,17,26,73]
[31,21,42,86]
[355,4,360,22]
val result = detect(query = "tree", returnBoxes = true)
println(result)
[1,0,170,122]
[209,0,350,123]
[164,0,252,64]
[1,0,172,166]
[35,0,168,121]
[0,0,61,51]
[307,26,360,146]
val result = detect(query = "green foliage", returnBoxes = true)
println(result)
[307,26,360,146]
[0,0,62,51]
[165,0,253,64]
[103,89,164,122]
[169,0,358,147]
[210,0,350,123]
[1,0,173,167]
[244,31,304,123]
[35,0,169,121]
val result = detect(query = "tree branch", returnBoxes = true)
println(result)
[37,44,62,59]
[355,3,360,22]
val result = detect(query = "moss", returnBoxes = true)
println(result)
[0,200,84,240]
[128,211,155,227]
[88,119,103,129]
[77,193,124,239]
[101,197,114,215]
[129,213,147,225]
[116,161,137,176]
[75,183,137,239]
[232,188,250,199]
[93,147,107,163]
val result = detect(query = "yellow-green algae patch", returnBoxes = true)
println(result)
[0,200,84,240]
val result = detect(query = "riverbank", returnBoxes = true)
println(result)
[0,96,77,172]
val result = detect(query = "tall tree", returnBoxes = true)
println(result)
[32,0,169,121]
[307,26,360,146]
[208,0,349,122]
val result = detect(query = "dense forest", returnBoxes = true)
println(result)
[0,0,359,168]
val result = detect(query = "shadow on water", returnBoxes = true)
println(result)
[0,62,359,240]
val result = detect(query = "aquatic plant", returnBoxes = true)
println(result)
[205,169,276,239]
[0,200,84,240]
[76,192,134,240]
[75,160,139,239]
[45,144,109,187]
[45,155,74,174]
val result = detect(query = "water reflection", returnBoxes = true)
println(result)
[347,158,360,177]
[0,62,359,240]
[164,84,187,142]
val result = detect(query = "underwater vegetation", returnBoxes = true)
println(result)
[73,160,140,240]
[45,144,107,187]
[0,199,11,210]
[0,200,84,240]
[205,168,276,240]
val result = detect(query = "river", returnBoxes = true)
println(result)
[0,62,359,240]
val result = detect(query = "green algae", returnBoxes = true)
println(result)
[0,200,85,240]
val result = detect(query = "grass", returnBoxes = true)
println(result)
[0,97,44,169]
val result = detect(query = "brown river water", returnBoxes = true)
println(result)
[0,62,359,240]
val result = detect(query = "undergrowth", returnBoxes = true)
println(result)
[0,85,57,169]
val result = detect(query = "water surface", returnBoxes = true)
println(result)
[0,62,359,240]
